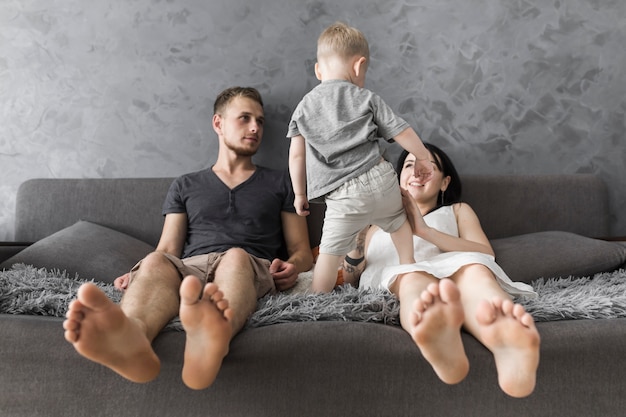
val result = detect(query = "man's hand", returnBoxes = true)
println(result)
[113,272,131,291]
[269,258,299,291]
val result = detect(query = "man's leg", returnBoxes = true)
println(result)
[179,248,259,390]
[63,252,182,383]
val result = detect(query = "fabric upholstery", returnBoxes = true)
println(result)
[0,221,153,283]
[493,231,626,284]
[14,178,173,246]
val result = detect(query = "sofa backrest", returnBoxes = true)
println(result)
[15,178,174,246]
[462,174,609,239]
[15,174,610,247]
[306,174,610,247]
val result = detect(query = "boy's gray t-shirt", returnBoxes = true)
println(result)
[287,79,409,200]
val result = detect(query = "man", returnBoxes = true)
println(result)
[63,87,313,390]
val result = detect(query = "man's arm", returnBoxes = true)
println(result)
[155,212,188,257]
[114,212,188,290]
[269,211,314,291]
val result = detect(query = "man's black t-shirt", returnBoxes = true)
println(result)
[162,166,296,260]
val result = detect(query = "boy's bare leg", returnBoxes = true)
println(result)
[312,253,342,293]
[62,253,181,383]
[180,248,257,390]
[391,275,469,385]
[453,264,540,398]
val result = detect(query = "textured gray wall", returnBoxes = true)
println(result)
[1,0,625,240]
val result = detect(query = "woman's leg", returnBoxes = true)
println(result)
[390,272,469,384]
[450,264,540,398]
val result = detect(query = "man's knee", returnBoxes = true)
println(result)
[222,248,252,265]
[140,252,176,271]
[214,248,256,278]
[130,251,180,286]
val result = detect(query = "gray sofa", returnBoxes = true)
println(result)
[1,174,626,417]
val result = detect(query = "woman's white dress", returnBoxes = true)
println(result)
[358,205,537,298]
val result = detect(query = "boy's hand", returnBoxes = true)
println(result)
[413,158,434,183]
[294,194,310,216]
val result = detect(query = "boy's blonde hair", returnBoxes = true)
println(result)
[317,22,369,63]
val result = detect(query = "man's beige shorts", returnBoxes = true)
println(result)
[130,251,276,298]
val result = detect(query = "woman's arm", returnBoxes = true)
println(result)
[402,190,494,256]
[418,203,495,256]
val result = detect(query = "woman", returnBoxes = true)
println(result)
[342,144,540,398]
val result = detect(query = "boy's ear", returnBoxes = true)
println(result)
[353,56,367,77]
[314,62,322,81]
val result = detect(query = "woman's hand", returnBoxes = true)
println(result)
[401,189,429,236]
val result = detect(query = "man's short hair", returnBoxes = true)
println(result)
[317,21,370,62]
[213,87,264,115]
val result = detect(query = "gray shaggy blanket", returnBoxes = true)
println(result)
[1,264,625,330]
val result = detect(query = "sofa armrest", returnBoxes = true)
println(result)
[0,242,33,264]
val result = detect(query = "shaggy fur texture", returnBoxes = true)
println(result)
[1,264,625,331]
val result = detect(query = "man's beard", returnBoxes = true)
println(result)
[224,138,258,156]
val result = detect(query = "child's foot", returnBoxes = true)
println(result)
[476,298,540,398]
[179,276,233,390]
[63,282,160,383]
[409,279,469,384]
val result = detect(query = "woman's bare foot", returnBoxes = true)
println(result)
[179,276,233,390]
[409,279,469,384]
[476,297,540,398]
[63,282,160,383]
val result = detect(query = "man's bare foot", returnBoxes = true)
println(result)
[409,279,469,384]
[476,297,540,398]
[179,276,233,390]
[63,283,160,383]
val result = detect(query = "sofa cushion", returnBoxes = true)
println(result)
[0,221,153,284]
[492,231,626,284]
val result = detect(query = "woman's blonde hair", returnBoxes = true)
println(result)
[317,22,369,63]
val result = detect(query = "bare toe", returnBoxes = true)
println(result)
[477,298,540,398]
[409,279,468,385]
[180,277,232,390]
[63,283,160,383]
